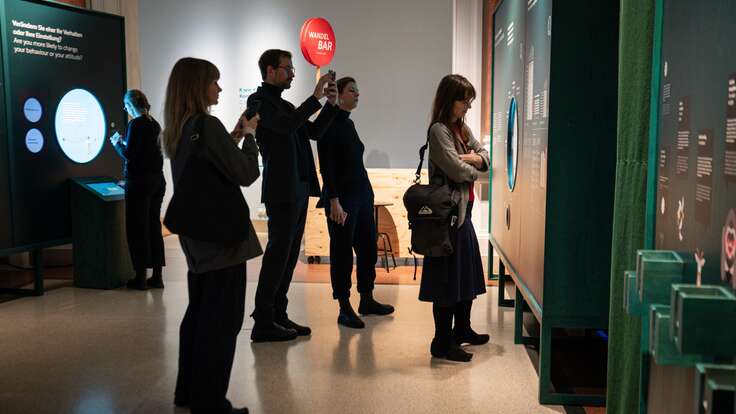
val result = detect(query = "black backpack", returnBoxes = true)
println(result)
[403,131,460,257]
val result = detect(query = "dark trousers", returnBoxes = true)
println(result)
[253,197,308,324]
[175,264,246,413]
[125,176,165,271]
[326,200,377,299]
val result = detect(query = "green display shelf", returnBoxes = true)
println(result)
[670,285,736,357]
[636,250,685,306]
[648,305,703,366]
[694,364,736,414]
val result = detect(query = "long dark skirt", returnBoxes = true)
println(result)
[419,201,486,305]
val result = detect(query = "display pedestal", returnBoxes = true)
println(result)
[70,177,131,289]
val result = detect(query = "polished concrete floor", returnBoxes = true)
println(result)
[0,237,567,414]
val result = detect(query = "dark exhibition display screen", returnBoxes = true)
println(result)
[0,0,125,249]
[655,0,736,290]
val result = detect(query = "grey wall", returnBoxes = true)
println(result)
[138,0,452,214]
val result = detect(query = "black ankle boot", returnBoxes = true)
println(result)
[126,270,147,290]
[430,337,473,362]
[358,292,395,315]
[453,327,490,346]
[453,300,490,345]
[146,267,164,288]
[337,298,365,328]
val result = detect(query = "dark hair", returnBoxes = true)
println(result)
[336,77,356,94]
[162,57,220,157]
[258,49,292,80]
[124,89,151,113]
[430,74,476,141]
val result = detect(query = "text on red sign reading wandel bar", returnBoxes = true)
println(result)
[300,17,335,67]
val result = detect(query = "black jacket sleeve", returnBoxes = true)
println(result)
[305,101,339,141]
[318,125,340,199]
[249,94,322,139]
[202,116,260,187]
[116,118,147,164]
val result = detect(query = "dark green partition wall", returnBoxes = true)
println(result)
[490,0,619,405]
[605,0,656,412]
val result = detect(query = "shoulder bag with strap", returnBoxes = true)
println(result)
[163,114,250,244]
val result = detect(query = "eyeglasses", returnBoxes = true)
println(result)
[277,65,295,74]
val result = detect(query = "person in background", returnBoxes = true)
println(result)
[420,74,490,362]
[317,76,395,329]
[246,49,338,342]
[162,57,261,414]
[110,89,166,290]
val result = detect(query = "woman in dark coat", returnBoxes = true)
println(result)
[162,57,261,414]
[110,89,166,290]
[317,77,394,329]
[420,74,490,361]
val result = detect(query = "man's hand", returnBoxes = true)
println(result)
[313,73,332,100]
[329,198,348,226]
[459,150,483,169]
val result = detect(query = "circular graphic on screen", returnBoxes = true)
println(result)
[507,97,520,191]
[55,89,106,164]
[25,128,44,153]
[23,98,42,123]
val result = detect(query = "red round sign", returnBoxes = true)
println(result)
[300,17,336,67]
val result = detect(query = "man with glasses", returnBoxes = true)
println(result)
[247,49,338,342]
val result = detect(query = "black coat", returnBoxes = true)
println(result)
[114,116,163,179]
[247,83,338,204]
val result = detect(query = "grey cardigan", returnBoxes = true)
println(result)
[427,122,490,227]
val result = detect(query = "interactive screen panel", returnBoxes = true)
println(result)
[655,0,736,290]
[515,0,551,306]
[1,0,125,249]
[491,0,526,270]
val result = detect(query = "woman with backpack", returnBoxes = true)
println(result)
[420,74,490,362]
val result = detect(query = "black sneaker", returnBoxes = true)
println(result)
[251,322,298,342]
[337,310,365,329]
[276,318,311,336]
[358,298,395,316]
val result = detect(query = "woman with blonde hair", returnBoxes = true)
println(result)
[420,74,490,362]
[163,57,260,414]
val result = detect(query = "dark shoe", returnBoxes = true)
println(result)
[337,310,365,329]
[276,318,311,336]
[251,322,298,342]
[173,395,188,407]
[358,298,395,316]
[453,328,490,346]
[146,277,164,289]
[126,278,147,290]
[430,338,473,362]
